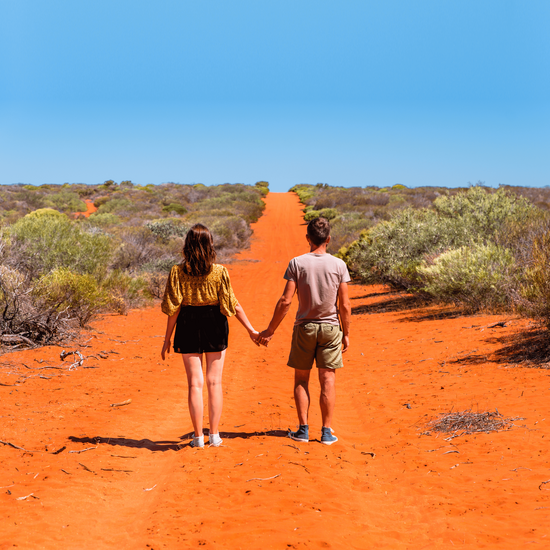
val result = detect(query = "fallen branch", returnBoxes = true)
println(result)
[289,462,310,473]
[539,480,550,490]
[16,493,37,501]
[246,474,280,482]
[60,350,84,370]
[78,463,95,473]
[69,446,97,454]
[0,440,27,452]
[144,484,157,491]
[110,399,132,407]
[101,468,133,473]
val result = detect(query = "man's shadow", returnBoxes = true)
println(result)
[69,429,288,451]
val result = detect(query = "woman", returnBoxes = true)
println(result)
[161,224,258,448]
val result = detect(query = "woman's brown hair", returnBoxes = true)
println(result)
[182,224,217,276]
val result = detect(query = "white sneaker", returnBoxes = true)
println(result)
[190,435,204,448]
[209,433,223,447]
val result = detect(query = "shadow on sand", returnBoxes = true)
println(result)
[447,327,550,369]
[69,430,289,451]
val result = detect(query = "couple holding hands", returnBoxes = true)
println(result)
[161,217,351,448]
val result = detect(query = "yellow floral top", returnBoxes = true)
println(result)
[161,264,238,317]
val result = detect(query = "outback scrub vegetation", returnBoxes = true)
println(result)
[0,181,268,348]
[292,183,550,325]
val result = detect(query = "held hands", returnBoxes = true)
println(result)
[257,329,274,347]
[248,328,272,347]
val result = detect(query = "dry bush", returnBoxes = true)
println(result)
[0,266,76,346]
[424,409,523,438]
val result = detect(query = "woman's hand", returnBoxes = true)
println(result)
[249,330,260,346]
[161,340,171,360]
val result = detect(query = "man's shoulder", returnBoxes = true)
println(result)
[292,253,346,266]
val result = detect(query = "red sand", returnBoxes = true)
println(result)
[1,193,549,549]
[73,199,97,218]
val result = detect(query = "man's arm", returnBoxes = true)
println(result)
[338,282,351,352]
[258,280,296,346]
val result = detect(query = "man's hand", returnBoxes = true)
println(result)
[342,335,350,353]
[258,329,274,347]
[161,340,171,360]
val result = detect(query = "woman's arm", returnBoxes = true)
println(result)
[234,303,260,346]
[161,307,180,360]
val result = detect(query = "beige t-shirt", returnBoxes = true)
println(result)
[284,253,351,326]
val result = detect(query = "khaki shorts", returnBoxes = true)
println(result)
[287,323,343,370]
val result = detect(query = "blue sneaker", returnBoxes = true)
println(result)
[321,427,338,445]
[288,425,309,442]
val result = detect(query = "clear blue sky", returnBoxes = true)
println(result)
[1,0,548,192]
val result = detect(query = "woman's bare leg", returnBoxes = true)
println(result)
[182,354,204,437]
[205,350,225,435]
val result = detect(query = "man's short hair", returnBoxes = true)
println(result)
[307,217,331,246]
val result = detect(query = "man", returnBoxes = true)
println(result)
[258,217,351,445]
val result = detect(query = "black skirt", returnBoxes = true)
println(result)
[173,305,229,354]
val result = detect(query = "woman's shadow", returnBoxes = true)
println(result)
[69,429,288,451]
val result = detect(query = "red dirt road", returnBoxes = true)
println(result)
[1,193,549,549]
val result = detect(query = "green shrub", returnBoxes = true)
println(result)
[44,191,87,213]
[162,202,188,215]
[146,219,189,241]
[304,208,338,222]
[509,222,550,325]
[346,208,456,288]
[433,186,535,240]
[255,181,269,196]
[7,212,112,277]
[96,198,135,215]
[88,212,121,226]
[290,184,316,203]
[418,243,515,311]
[34,268,109,326]
[346,187,537,290]
[99,269,151,313]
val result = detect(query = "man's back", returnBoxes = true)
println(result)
[284,252,350,325]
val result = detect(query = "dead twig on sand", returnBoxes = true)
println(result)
[539,480,550,490]
[60,350,84,370]
[78,463,95,473]
[110,399,132,407]
[69,447,97,454]
[289,462,310,473]
[16,493,38,501]
[246,474,280,482]
[0,440,27,452]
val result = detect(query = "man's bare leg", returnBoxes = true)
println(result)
[294,368,311,425]
[318,367,336,428]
